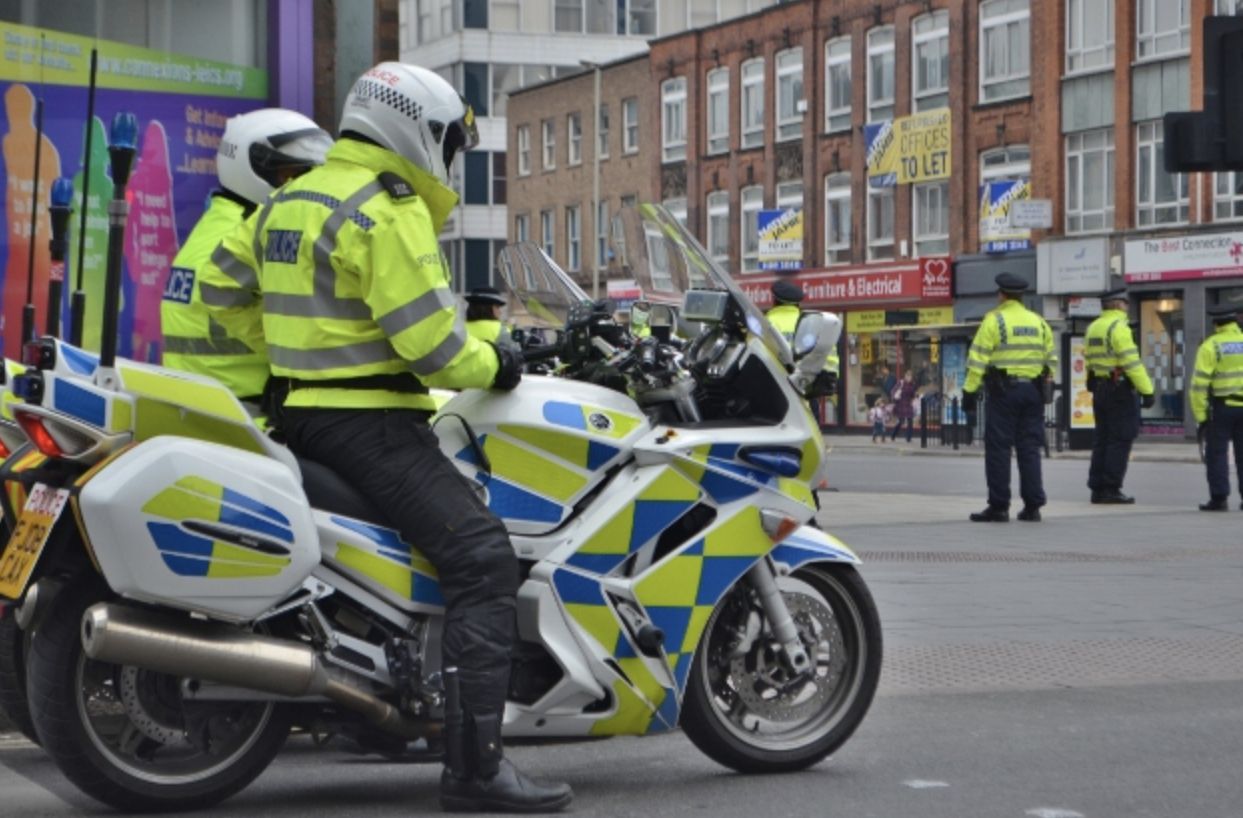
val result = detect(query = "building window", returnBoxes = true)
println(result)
[867,26,895,122]
[980,0,1030,102]
[1136,0,1189,60]
[1065,127,1114,233]
[517,125,530,175]
[598,103,610,159]
[464,152,503,205]
[663,197,688,228]
[867,186,895,261]
[621,0,656,35]
[1216,172,1243,220]
[741,185,763,272]
[1135,120,1188,227]
[825,36,852,133]
[462,0,487,28]
[554,0,611,33]
[542,119,555,170]
[741,58,765,149]
[515,212,529,243]
[824,172,851,265]
[776,47,804,142]
[623,97,639,153]
[707,190,730,266]
[662,77,687,163]
[1066,0,1114,73]
[1217,0,1243,14]
[981,144,1032,181]
[492,0,520,30]
[417,0,455,43]
[707,67,729,154]
[462,62,489,117]
[541,209,554,257]
[912,11,949,111]
[688,0,719,28]
[566,205,581,271]
[492,152,506,204]
[596,200,610,267]
[777,180,802,212]
[913,181,949,257]
[568,112,582,166]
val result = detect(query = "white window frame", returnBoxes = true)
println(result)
[707,190,730,266]
[912,11,949,112]
[514,212,529,243]
[542,119,556,170]
[825,36,852,133]
[1215,172,1243,221]
[741,185,763,272]
[824,172,851,265]
[741,57,765,149]
[623,97,639,154]
[707,67,729,154]
[516,125,530,176]
[980,144,1032,182]
[663,197,688,228]
[662,76,688,163]
[775,47,804,142]
[598,103,610,159]
[1136,0,1190,61]
[596,199,610,267]
[567,112,582,166]
[554,0,613,34]
[867,26,895,123]
[1065,0,1114,74]
[913,181,950,257]
[621,0,656,36]
[1135,119,1188,227]
[566,205,581,271]
[1065,127,1115,234]
[979,0,1031,103]
[867,186,895,261]
[540,209,555,257]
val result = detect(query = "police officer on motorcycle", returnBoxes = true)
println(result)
[766,281,839,421]
[464,286,514,347]
[201,62,572,813]
[161,109,331,403]
[961,273,1056,523]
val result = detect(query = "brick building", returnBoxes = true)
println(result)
[510,0,1243,435]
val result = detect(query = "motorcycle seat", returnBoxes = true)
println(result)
[296,456,387,526]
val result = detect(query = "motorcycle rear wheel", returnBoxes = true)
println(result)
[26,575,291,812]
[681,563,881,773]
[0,608,38,744]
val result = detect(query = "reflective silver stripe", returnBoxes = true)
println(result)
[1194,369,1212,379]
[200,282,257,308]
[376,287,457,338]
[210,244,259,289]
[407,318,467,376]
[268,338,401,370]
[311,181,385,304]
[994,342,1046,352]
[164,335,255,356]
[264,292,372,320]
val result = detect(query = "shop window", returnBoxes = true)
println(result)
[867,26,894,123]
[844,326,958,429]
[913,181,949,257]
[825,36,852,133]
[741,58,765,148]
[1066,0,1114,74]
[707,191,730,266]
[1135,120,1188,227]
[912,10,949,112]
[707,67,729,154]
[1137,294,1186,434]
[867,186,895,261]
[1065,127,1114,233]
[662,77,687,163]
[1215,173,1243,221]
[1136,0,1189,61]
[776,47,804,142]
[980,0,1030,102]
[741,185,763,272]
[824,173,851,265]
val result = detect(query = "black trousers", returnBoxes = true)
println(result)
[284,408,519,718]
[984,380,1046,510]
[1205,403,1243,500]
[1088,380,1139,493]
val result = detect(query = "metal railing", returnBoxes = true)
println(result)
[920,389,1066,457]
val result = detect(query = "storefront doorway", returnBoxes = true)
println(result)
[1137,292,1185,435]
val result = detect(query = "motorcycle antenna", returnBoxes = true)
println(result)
[20,34,47,346]
[68,46,98,348]
[46,177,75,338]
[95,111,138,384]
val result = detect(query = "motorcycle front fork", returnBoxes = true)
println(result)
[746,558,812,674]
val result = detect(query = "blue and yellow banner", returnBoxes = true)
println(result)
[758,209,802,271]
[865,108,951,188]
[978,179,1032,253]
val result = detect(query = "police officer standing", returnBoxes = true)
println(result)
[202,62,571,813]
[1191,304,1243,511]
[961,273,1057,522]
[464,286,514,347]
[1084,288,1155,504]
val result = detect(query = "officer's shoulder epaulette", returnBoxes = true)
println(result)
[378,172,417,201]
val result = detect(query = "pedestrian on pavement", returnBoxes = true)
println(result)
[878,363,896,405]
[961,273,1057,523]
[1191,303,1243,512]
[1084,288,1155,504]
[890,370,917,442]
[869,397,889,443]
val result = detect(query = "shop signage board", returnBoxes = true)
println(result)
[737,258,953,310]
[1009,199,1053,229]
[1037,236,1111,294]
[846,306,955,333]
[1124,230,1243,282]
[1068,336,1095,429]
[979,179,1032,253]
[757,209,803,271]
[1067,296,1102,317]
[865,108,951,187]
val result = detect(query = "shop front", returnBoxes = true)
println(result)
[737,258,956,429]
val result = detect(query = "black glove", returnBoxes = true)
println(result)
[490,342,522,391]
[1140,392,1155,409]
[961,391,977,414]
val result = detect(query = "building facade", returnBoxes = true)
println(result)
[509,0,1243,435]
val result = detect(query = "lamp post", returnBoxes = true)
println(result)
[580,59,602,300]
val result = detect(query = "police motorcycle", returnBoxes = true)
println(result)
[0,204,880,812]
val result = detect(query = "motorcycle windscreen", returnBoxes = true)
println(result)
[495,243,592,334]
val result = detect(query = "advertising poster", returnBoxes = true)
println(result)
[757,208,802,271]
[978,179,1032,253]
[940,339,967,424]
[1069,335,1095,430]
[865,108,951,188]
[0,21,267,359]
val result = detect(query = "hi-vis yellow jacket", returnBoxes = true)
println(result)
[767,304,840,373]
[200,139,498,411]
[1190,322,1243,423]
[963,298,1056,393]
[160,194,269,399]
[1083,308,1153,395]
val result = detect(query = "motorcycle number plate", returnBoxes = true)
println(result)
[0,483,70,601]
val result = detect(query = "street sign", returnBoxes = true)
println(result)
[1009,199,1053,229]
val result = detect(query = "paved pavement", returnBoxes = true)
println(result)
[825,429,1203,463]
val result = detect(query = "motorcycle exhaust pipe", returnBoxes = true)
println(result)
[81,603,431,739]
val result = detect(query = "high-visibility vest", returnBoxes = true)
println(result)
[963,298,1056,392]
[1083,308,1153,395]
[1190,322,1243,423]
[768,303,839,373]
[160,194,268,399]
[200,139,498,411]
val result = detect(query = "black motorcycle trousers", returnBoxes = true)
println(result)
[283,408,520,719]
[1088,380,1139,493]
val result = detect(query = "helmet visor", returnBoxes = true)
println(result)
[251,127,333,187]
[441,103,479,173]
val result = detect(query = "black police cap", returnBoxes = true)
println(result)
[994,272,1029,294]
[1101,287,1129,302]
[771,279,805,304]
[1207,303,1241,322]
[465,286,507,307]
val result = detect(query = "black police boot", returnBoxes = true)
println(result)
[440,712,573,814]
[969,505,1009,522]
[1200,496,1229,512]
[1016,506,1042,522]
[1094,490,1135,504]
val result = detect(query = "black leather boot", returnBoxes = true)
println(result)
[440,712,573,814]
[1200,495,1229,512]
[969,505,1009,522]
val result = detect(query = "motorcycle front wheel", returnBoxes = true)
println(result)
[0,607,38,743]
[26,576,291,812]
[681,562,881,773]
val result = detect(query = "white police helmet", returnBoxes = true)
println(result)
[217,108,333,205]
[339,62,478,186]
